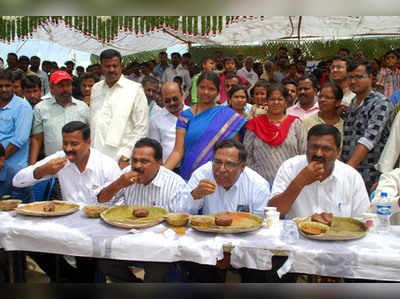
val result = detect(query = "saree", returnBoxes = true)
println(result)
[177,106,247,180]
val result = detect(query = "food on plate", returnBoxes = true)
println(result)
[165,213,190,227]
[190,215,214,227]
[133,208,149,218]
[311,212,333,226]
[43,202,56,212]
[214,214,233,226]
[0,199,22,211]
[82,205,109,218]
[298,221,329,235]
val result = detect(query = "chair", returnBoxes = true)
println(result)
[32,177,56,202]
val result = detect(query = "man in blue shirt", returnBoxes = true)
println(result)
[0,69,33,202]
[0,143,32,202]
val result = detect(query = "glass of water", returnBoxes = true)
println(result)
[281,220,299,244]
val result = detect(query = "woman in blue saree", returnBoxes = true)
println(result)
[164,71,247,181]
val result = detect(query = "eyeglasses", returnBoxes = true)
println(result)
[164,96,180,104]
[213,159,241,170]
[329,65,345,70]
[317,94,336,100]
[348,74,369,81]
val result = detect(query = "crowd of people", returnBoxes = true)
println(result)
[1,45,400,283]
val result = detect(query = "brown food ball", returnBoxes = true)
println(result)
[214,214,233,226]
[43,202,56,212]
[133,208,149,218]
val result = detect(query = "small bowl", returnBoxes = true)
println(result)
[298,221,329,235]
[190,215,214,227]
[0,199,22,211]
[82,205,109,218]
[164,213,190,227]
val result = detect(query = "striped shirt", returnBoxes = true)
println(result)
[377,67,400,99]
[113,165,190,213]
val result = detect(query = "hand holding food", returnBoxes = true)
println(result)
[118,171,139,188]
[192,179,217,199]
[44,157,68,175]
[299,161,325,185]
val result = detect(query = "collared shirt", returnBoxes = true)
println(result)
[161,65,192,98]
[341,91,393,190]
[154,63,171,78]
[286,99,319,120]
[0,163,33,203]
[32,96,90,156]
[149,106,188,163]
[389,89,400,108]
[12,149,122,205]
[0,95,33,169]
[341,89,356,107]
[90,76,149,161]
[237,67,259,89]
[377,67,400,99]
[113,165,190,213]
[271,155,370,219]
[186,161,270,218]
[148,101,163,118]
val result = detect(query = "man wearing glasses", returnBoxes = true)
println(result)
[341,60,393,193]
[149,82,187,173]
[187,139,270,218]
[329,55,355,107]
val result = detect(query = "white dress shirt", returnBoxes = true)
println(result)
[90,76,149,161]
[13,149,122,205]
[373,168,400,215]
[148,106,188,163]
[237,67,258,89]
[376,111,400,173]
[113,165,190,213]
[186,161,270,217]
[271,155,370,219]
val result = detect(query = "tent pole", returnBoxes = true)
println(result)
[297,16,302,42]
[162,28,192,46]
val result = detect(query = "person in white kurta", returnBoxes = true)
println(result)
[90,49,149,167]
[13,121,122,205]
[372,169,400,215]
[269,124,370,219]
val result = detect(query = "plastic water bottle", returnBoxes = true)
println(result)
[375,192,392,232]
[281,220,299,244]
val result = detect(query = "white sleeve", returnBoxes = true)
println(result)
[185,168,205,214]
[373,169,400,210]
[12,152,64,187]
[251,184,270,218]
[148,116,161,142]
[376,112,400,173]
[270,161,293,198]
[351,171,371,217]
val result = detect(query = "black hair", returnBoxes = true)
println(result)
[134,138,163,162]
[79,72,100,84]
[384,49,400,59]
[224,73,241,83]
[159,51,167,56]
[30,56,40,61]
[282,79,298,87]
[200,57,214,68]
[293,47,301,53]
[213,139,247,163]
[7,52,17,59]
[338,48,350,56]
[227,84,248,101]
[76,66,85,72]
[18,55,30,63]
[173,76,183,86]
[320,81,343,101]
[197,71,220,93]
[253,79,269,91]
[22,75,42,89]
[100,49,122,63]
[62,121,90,140]
[0,143,5,157]
[308,124,341,148]
[347,59,373,75]
[298,73,319,90]
[11,69,25,83]
[171,52,181,59]
[42,60,52,66]
[64,60,75,66]
[278,46,288,52]
[268,83,289,100]
[331,55,352,67]
[223,56,236,65]
[141,76,159,87]
[183,52,191,59]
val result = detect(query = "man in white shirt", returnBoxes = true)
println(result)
[13,121,121,205]
[237,56,258,90]
[187,139,270,218]
[149,82,187,167]
[269,124,370,219]
[372,168,400,216]
[90,49,149,168]
[97,138,190,282]
[161,52,191,99]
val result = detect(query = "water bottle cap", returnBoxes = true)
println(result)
[381,192,388,197]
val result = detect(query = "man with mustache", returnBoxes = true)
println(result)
[286,74,319,119]
[29,70,90,165]
[13,121,122,282]
[97,138,189,282]
[268,124,370,219]
[90,49,149,169]
[149,82,187,172]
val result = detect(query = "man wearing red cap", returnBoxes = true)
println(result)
[29,70,90,165]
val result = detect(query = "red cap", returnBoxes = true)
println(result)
[50,70,73,84]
